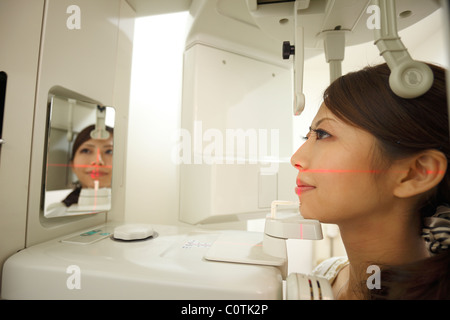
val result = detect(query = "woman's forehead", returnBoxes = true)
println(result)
[312,103,338,125]
[79,138,113,148]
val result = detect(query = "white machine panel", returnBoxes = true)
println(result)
[179,44,297,224]
[1,224,282,300]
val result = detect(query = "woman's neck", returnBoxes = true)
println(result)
[336,207,429,299]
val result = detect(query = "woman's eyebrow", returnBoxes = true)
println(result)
[80,143,112,148]
[312,117,337,129]
[80,143,95,148]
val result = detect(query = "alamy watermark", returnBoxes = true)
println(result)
[366,5,381,30]
[66,4,81,30]
[366,265,381,290]
[64,4,382,31]
[171,121,281,174]
[66,265,81,290]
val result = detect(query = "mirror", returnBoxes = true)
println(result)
[43,92,115,218]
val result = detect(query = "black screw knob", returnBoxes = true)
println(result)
[282,41,295,60]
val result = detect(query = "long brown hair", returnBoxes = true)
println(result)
[323,63,450,299]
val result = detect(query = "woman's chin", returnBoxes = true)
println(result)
[298,205,320,221]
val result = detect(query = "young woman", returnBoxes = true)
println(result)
[62,124,114,207]
[291,63,449,299]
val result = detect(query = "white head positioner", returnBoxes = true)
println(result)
[258,0,435,116]
[90,105,110,140]
[373,0,434,99]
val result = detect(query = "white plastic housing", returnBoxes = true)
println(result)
[265,216,323,240]
[179,44,297,224]
[1,224,282,300]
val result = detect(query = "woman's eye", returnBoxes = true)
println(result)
[314,129,331,140]
[79,148,91,154]
[303,128,331,141]
[105,149,113,155]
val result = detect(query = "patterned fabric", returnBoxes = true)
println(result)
[422,205,450,255]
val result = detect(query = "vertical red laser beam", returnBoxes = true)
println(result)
[93,180,98,210]
[90,147,102,179]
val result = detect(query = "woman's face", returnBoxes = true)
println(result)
[291,103,396,224]
[71,136,113,188]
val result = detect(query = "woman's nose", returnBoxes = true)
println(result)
[291,142,308,170]
[291,149,301,170]
[92,149,105,165]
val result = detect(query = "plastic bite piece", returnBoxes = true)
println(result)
[267,200,323,241]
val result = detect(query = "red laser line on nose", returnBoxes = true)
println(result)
[90,148,102,179]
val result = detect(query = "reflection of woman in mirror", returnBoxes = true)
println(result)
[62,124,114,207]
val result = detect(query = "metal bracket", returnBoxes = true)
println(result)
[282,0,309,116]
[373,0,434,98]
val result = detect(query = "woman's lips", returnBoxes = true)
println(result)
[87,171,108,178]
[295,180,316,195]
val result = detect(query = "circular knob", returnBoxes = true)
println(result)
[113,224,154,241]
[282,41,295,60]
[389,60,434,99]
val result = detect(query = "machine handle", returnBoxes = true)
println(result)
[373,0,434,98]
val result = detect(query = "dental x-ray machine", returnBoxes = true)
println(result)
[1,0,446,301]
[203,0,441,300]
[281,0,434,116]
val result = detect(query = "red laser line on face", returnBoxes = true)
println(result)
[48,148,112,172]
[296,168,446,175]
[294,168,446,197]
[298,169,384,174]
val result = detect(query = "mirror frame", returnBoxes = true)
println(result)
[41,86,115,219]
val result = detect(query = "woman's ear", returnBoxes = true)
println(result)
[393,150,447,198]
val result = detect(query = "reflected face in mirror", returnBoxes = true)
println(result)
[71,127,113,189]
[44,93,115,218]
